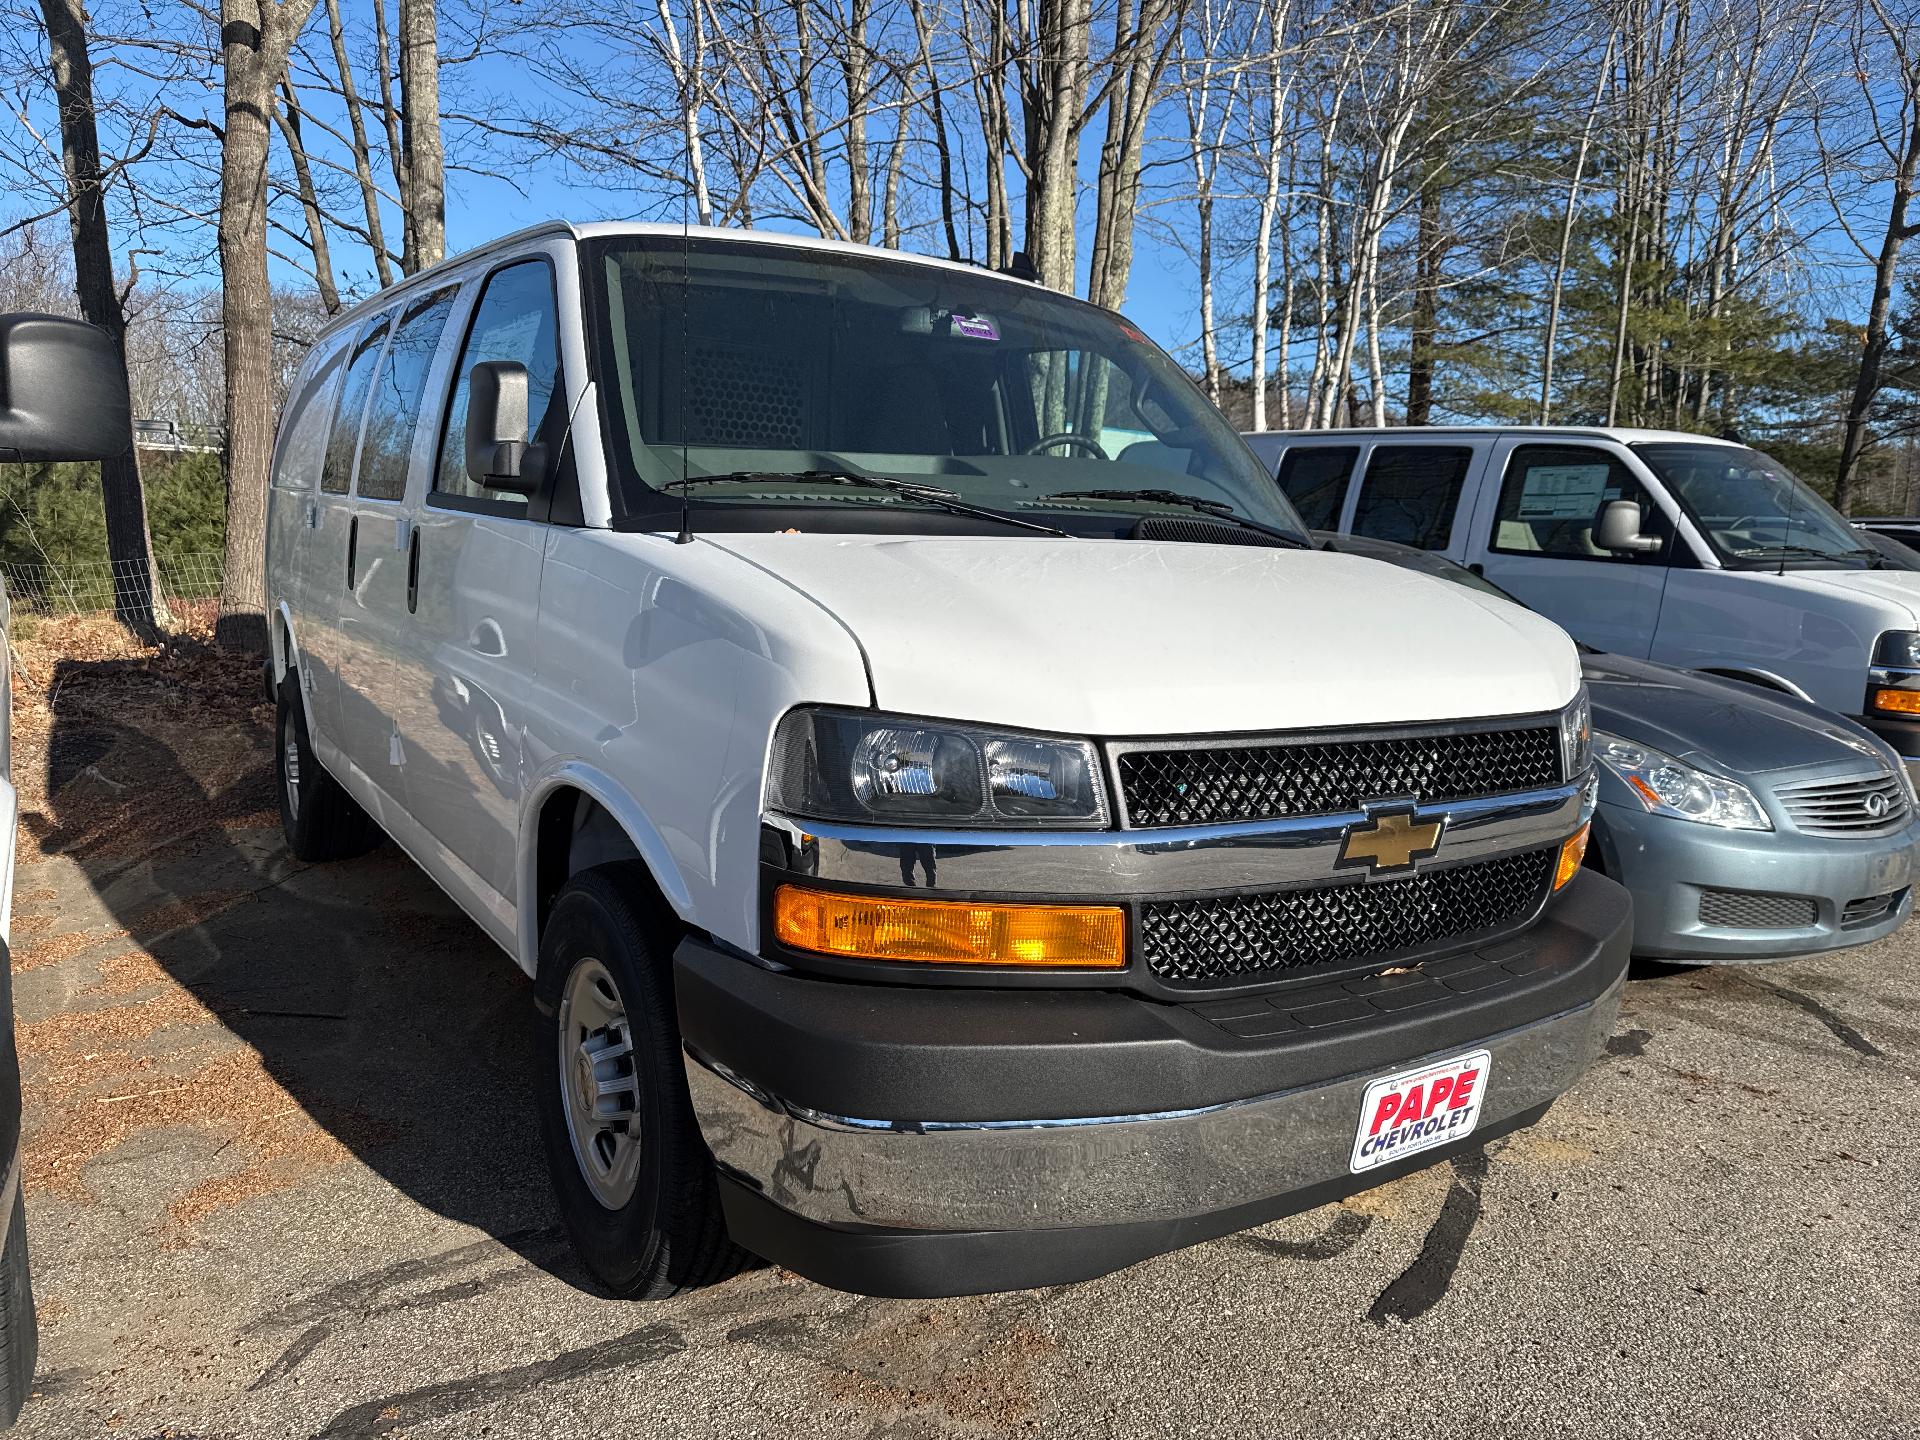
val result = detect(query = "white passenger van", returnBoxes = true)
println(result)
[1244,427,1920,779]
[265,223,1628,1299]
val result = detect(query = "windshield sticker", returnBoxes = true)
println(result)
[1518,463,1611,520]
[946,310,1000,341]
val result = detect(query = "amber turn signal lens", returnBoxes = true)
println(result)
[772,885,1126,968]
[1871,686,1920,715]
[1553,823,1591,892]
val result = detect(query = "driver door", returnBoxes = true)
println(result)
[1467,438,1675,658]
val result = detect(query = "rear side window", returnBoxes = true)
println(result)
[434,260,561,510]
[1274,446,1357,531]
[355,287,458,502]
[320,319,390,495]
[1350,446,1473,550]
[1493,445,1664,562]
[271,339,348,492]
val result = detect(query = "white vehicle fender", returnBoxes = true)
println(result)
[515,759,695,975]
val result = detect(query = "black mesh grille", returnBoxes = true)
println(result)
[1697,890,1817,929]
[1140,849,1555,985]
[1116,725,1561,827]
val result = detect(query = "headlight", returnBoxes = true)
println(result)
[1594,731,1771,830]
[1868,630,1920,715]
[767,708,1110,827]
[1559,684,1592,778]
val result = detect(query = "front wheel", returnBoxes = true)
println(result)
[534,863,745,1298]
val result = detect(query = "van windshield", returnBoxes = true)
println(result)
[1635,442,1878,569]
[586,236,1304,538]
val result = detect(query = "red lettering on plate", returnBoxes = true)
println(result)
[1425,1076,1454,1117]
[1450,1069,1479,1110]
[1369,1093,1403,1136]
[1399,1083,1425,1122]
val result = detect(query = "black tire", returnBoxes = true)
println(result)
[0,1179,36,1428]
[276,675,380,862]
[535,863,746,1299]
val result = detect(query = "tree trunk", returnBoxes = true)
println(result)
[1834,113,1920,513]
[218,0,320,652]
[397,0,445,271]
[1404,166,1441,426]
[324,0,395,287]
[1542,31,1613,424]
[1248,0,1292,432]
[38,0,164,634]
[273,82,341,313]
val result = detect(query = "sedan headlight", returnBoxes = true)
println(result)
[1594,731,1771,830]
[1559,684,1592,778]
[768,708,1110,827]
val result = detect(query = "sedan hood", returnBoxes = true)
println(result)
[1582,650,1888,777]
[703,533,1580,736]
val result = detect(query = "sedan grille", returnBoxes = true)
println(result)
[1139,849,1555,986]
[1775,771,1910,836]
[1114,723,1561,828]
[1698,890,1816,929]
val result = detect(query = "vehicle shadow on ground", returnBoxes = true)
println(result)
[35,653,595,1291]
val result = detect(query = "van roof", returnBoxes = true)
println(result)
[1240,424,1748,447]
[316,220,1044,340]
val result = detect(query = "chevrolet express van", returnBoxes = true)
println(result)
[1245,427,1920,779]
[264,224,1629,1298]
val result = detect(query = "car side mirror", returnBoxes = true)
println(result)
[464,360,546,493]
[1596,499,1662,554]
[0,313,131,463]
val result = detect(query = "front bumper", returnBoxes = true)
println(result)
[1860,712,1920,785]
[1594,799,1920,961]
[676,870,1631,1297]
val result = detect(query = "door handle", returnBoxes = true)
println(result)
[407,528,421,614]
[346,515,359,590]
[305,500,319,529]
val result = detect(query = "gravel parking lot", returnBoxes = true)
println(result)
[7,628,1918,1439]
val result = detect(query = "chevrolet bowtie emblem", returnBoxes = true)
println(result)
[1338,809,1445,875]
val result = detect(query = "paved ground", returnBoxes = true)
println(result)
[6,636,1918,1438]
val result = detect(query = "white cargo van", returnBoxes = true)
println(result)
[265,224,1628,1299]
[1245,426,1920,778]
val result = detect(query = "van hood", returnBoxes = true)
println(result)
[1755,566,1920,626]
[701,534,1580,735]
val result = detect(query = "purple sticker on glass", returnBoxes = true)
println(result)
[948,311,999,341]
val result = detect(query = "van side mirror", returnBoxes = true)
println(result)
[1596,499,1662,554]
[0,313,132,463]
[465,360,546,493]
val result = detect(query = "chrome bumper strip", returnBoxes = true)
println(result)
[764,780,1589,896]
[686,968,1621,1232]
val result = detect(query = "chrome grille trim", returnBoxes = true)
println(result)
[1774,770,1910,836]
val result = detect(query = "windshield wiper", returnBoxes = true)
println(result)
[1729,543,1874,563]
[1046,488,1310,547]
[662,470,1071,537]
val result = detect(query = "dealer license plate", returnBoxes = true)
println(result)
[1349,1049,1490,1174]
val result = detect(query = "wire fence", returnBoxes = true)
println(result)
[0,553,225,616]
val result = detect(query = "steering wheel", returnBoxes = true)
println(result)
[1024,431,1108,460]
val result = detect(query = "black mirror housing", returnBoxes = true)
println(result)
[464,360,545,494]
[0,313,131,463]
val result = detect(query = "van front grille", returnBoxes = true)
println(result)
[1114,723,1561,828]
[1139,848,1555,986]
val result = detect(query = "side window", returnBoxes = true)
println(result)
[355,287,458,502]
[320,319,390,495]
[1274,446,1358,531]
[435,260,561,509]
[1350,446,1474,550]
[1493,445,1664,562]
[271,339,348,492]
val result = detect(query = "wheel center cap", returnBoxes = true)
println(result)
[573,1050,599,1109]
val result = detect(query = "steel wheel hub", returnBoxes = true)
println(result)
[282,733,302,818]
[557,957,642,1209]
